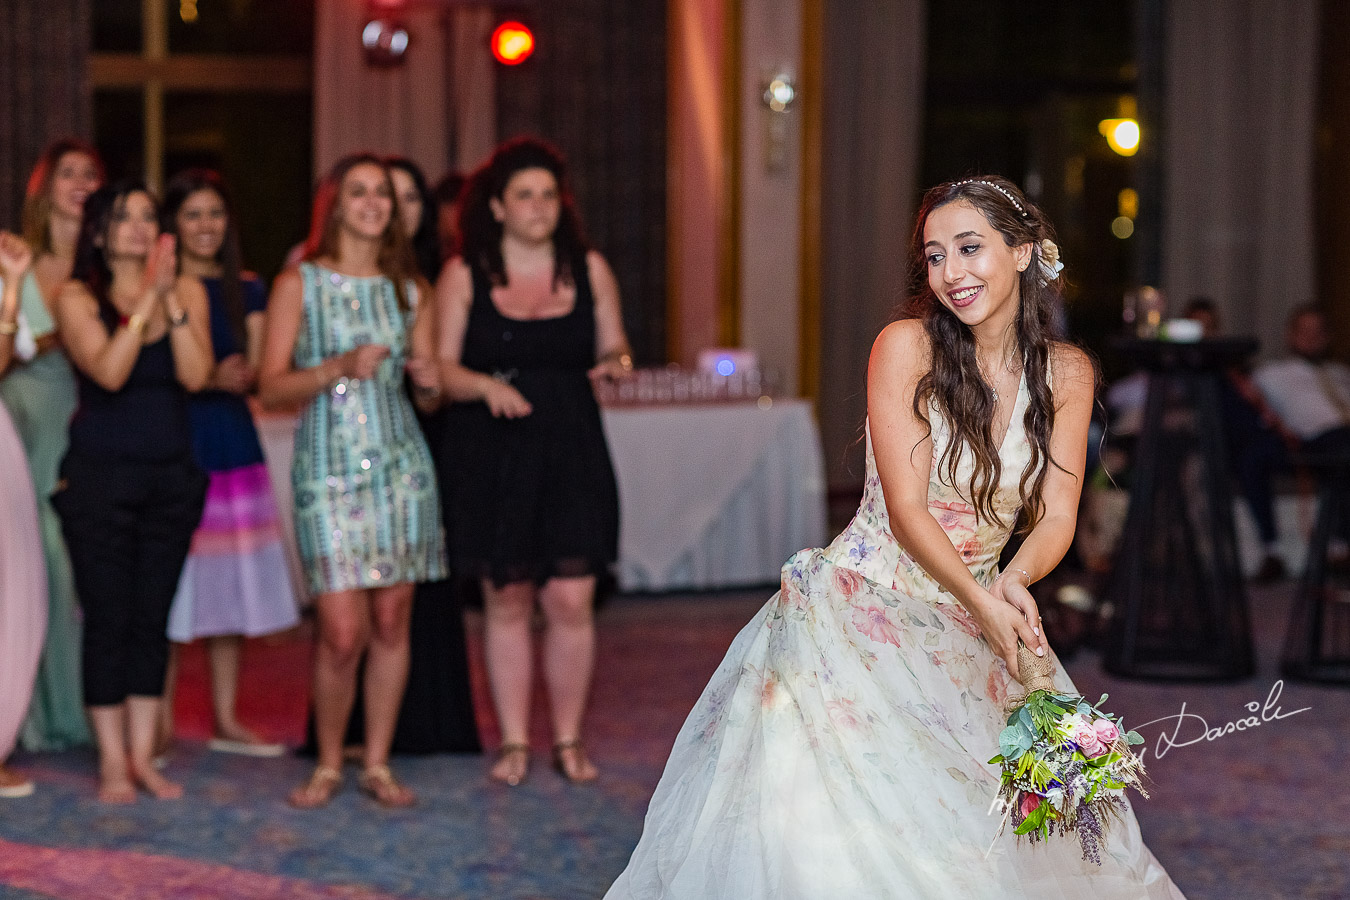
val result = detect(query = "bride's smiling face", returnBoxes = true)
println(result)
[922,200,1032,331]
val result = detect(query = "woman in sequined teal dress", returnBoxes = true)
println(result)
[259,154,446,809]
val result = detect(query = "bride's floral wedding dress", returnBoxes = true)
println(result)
[607,373,1185,899]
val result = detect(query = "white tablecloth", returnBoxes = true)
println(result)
[254,398,829,597]
[602,399,827,592]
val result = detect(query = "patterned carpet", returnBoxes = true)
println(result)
[1,583,1346,899]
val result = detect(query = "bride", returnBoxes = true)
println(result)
[606,177,1185,898]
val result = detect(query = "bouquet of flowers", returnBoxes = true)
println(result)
[988,644,1148,864]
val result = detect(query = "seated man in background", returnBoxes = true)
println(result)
[1255,305,1350,455]
[1185,298,1297,582]
[1254,304,1350,569]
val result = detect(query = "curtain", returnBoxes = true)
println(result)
[818,0,926,490]
[313,0,454,180]
[496,0,667,365]
[0,0,92,228]
[448,5,497,175]
[1162,0,1320,357]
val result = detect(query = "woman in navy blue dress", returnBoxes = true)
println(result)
[158,169,298,757]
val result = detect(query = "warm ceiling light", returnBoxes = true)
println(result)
[492,22,535,65]
[1099,118,1140,157]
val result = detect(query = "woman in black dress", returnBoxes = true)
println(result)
[436,138,631,785]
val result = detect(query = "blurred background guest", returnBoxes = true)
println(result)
[1182,297,1297,583]
[53,181,212,803]
[436,138,631,786]
[0,232,47,799]
[259,154,445,809]
[387,157,441,283]
[156,169,298,758]
[433,171,466,265]
[1,139,103,753]
[338,157,481,757]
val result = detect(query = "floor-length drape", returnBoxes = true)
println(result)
[0,0,91,228]
[1162,0,1319,354]
[818,0,926,492]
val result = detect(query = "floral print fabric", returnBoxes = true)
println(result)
[607,370,1185,899]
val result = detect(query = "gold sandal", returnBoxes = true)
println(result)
[552,739,598,783]
[288,765,342,809]
[357,764,415,808]
[490,743,530,787]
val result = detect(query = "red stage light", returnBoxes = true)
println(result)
[491,22,534,65]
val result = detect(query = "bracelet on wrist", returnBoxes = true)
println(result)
[168,308,189,328]
[120,313,147,336]
[0,318,17,336]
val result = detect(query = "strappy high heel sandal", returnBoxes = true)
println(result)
[490,743,530,786]
[552,739,598,783]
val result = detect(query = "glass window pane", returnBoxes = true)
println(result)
[93,0,142,53]
[93,90,147,182]
[163,92,314,281]
[169,0,313,55]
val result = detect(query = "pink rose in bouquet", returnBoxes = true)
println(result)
[1093,718,1121,751]
[1067,716,1105,757]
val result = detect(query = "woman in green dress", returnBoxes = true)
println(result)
[0,139,103,751]
[259,154,446,809]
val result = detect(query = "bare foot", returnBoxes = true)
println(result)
[131,765,183,800]
[490,743,530,786]
[97,779,137,804]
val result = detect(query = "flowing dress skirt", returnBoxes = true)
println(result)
[0,403,47,759]
[0,351,89,750]
[605,548,1184,899]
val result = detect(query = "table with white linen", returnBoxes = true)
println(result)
[254,398,828,597]
[601,399,827,592]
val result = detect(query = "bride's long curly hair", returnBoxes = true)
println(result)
[905,176,1069,530]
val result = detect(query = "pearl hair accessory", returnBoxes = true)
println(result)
[954,179,1028,216]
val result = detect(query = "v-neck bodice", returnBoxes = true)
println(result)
[823,368,1037,602]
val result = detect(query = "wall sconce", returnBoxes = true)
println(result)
[762,75,796,112]
[760,71,796,174]
[362,0,411,67]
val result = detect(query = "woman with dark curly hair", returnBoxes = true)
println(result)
[437,137,632,786]
[606,177,1184,898]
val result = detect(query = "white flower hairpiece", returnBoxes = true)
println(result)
[1038,239,1064,284]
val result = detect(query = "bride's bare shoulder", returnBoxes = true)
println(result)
[1048,342,1097,403]
[870,319,931,372]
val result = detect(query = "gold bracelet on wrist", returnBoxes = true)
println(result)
[124,313,147,335]
[0,319,17,336]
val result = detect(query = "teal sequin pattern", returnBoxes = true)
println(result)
[290,263,447,595]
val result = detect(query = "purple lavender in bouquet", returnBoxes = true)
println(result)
[987,645,1148,863]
